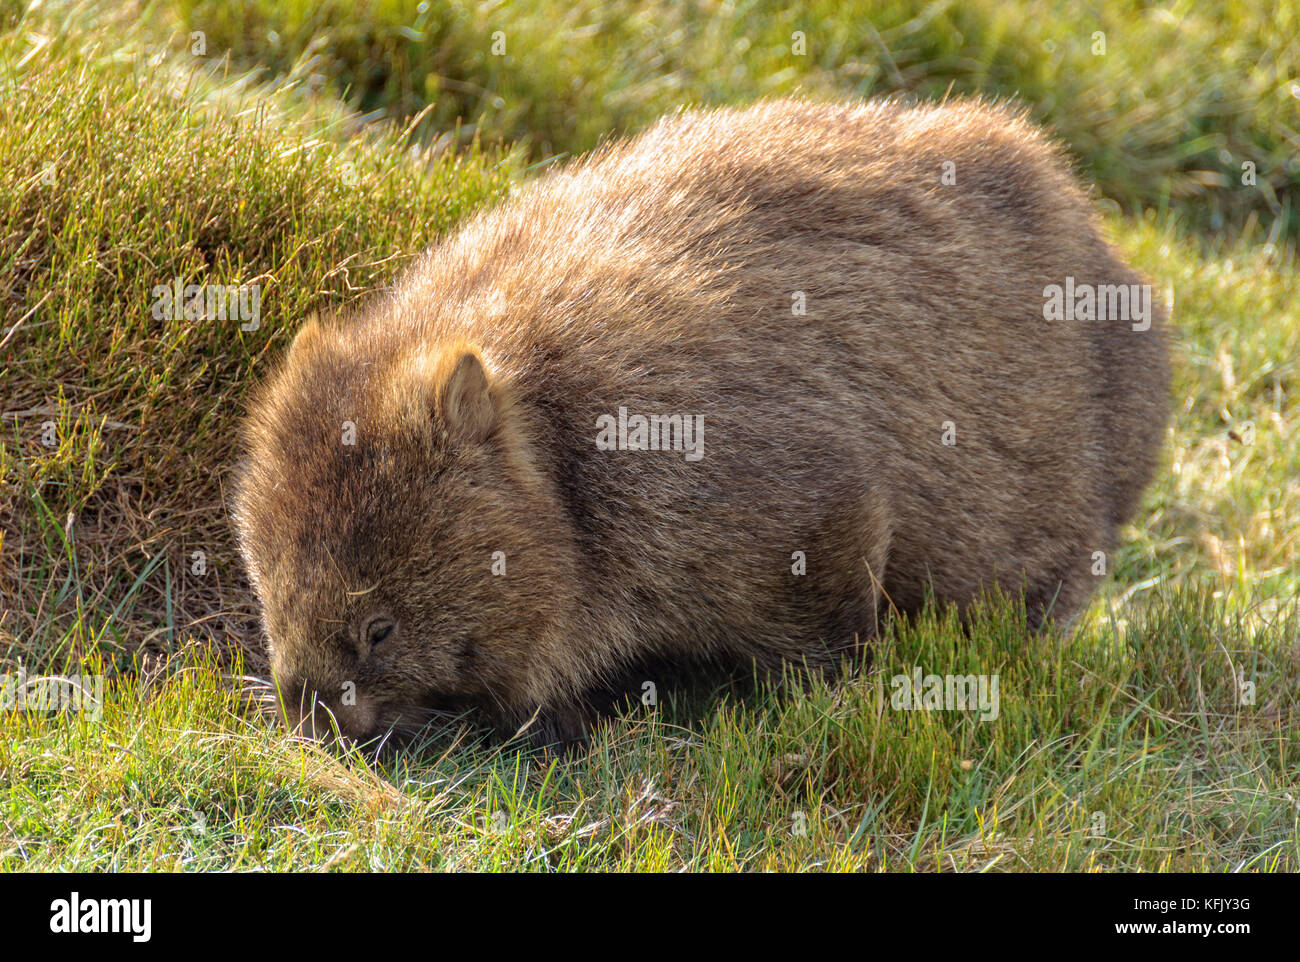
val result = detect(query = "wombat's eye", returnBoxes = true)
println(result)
[365,617,395,649]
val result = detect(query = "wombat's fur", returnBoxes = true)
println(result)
[232,97,1169,749]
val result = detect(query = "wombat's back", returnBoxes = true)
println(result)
[388,97,1168,626]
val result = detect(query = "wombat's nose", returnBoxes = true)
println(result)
[274,674,376,743]
[274,674,330,737]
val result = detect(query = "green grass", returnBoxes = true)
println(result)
[4,593,1296,871]
[1,0,1297,871]
[151,0,1300,240]
[0,0,513,668]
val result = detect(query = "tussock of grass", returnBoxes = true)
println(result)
[0,0,512,668]
[0,1,1296,871]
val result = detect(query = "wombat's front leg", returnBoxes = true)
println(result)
[521,702,595,754]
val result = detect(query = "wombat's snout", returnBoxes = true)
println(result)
[274,674,377,744]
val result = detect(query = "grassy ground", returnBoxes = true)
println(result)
[1,0,1296,871]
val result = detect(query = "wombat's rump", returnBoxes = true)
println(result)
[233,98,1169,748]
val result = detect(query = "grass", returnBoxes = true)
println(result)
[0,0,513,670]
[3,592,1296,871]
[151,0,1300,240]
[0,0,1297,871]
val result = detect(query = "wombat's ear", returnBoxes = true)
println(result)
[434,347,495,444]
[287,316,322,366]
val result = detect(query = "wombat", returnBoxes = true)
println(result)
[232,97,1169,749]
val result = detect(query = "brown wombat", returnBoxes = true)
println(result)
[232,97,1169,748]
